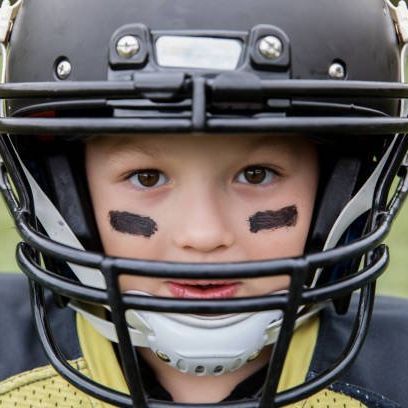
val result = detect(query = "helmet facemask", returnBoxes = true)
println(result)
[0,0,408,406]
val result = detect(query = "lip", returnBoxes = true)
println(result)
[167,281,241,299]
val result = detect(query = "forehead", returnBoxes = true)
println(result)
[87,133,312,159]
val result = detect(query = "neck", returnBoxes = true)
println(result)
[139,347,271,403]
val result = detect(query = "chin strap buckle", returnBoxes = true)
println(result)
[0,0,22,44]
[388,0,408,44]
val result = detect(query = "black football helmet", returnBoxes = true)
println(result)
[0,0,407,406]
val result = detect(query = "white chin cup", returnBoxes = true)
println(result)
[125,291,282,376]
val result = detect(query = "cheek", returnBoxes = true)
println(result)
[97,212,164,259]
[88,177,163,258]
[109,211,158,238]
[242,216,310,260]
[248,205,298,233]
[238,196,316,260]
[239,203,314,295]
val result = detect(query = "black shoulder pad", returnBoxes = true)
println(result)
[310,295,408,406]
[0,273,81,380]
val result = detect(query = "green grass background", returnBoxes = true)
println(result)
[0,197,407,297]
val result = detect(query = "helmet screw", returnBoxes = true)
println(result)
[247,350,261,362]
[116,35,140,58]
[56,59,72,80]
[155,350,171,363]
[258,36,283,60]
[328,62,346,79]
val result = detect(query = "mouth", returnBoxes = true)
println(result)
[167,280,241,299]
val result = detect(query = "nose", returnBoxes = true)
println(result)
[172,188,235,254]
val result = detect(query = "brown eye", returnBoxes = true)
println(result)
[129,170,167,189]
[236,166,276,185]
[137,171,159,187]
[244,167,267,184]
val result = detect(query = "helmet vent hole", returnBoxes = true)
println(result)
[213,365,224,375]
[195,365,205,375]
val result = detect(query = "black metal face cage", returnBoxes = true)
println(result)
[0,75,408,408]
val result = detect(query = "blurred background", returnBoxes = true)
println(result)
[0,197,407,297]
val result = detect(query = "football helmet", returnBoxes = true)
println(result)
[0,0,407,406]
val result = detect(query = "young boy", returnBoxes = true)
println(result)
[0,0,407,406]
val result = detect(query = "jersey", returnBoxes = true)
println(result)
[0,273,406,407]
[0,365,368,408]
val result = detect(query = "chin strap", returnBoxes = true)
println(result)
[69,293,324,376]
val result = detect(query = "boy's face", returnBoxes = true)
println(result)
[86,134,319,298]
